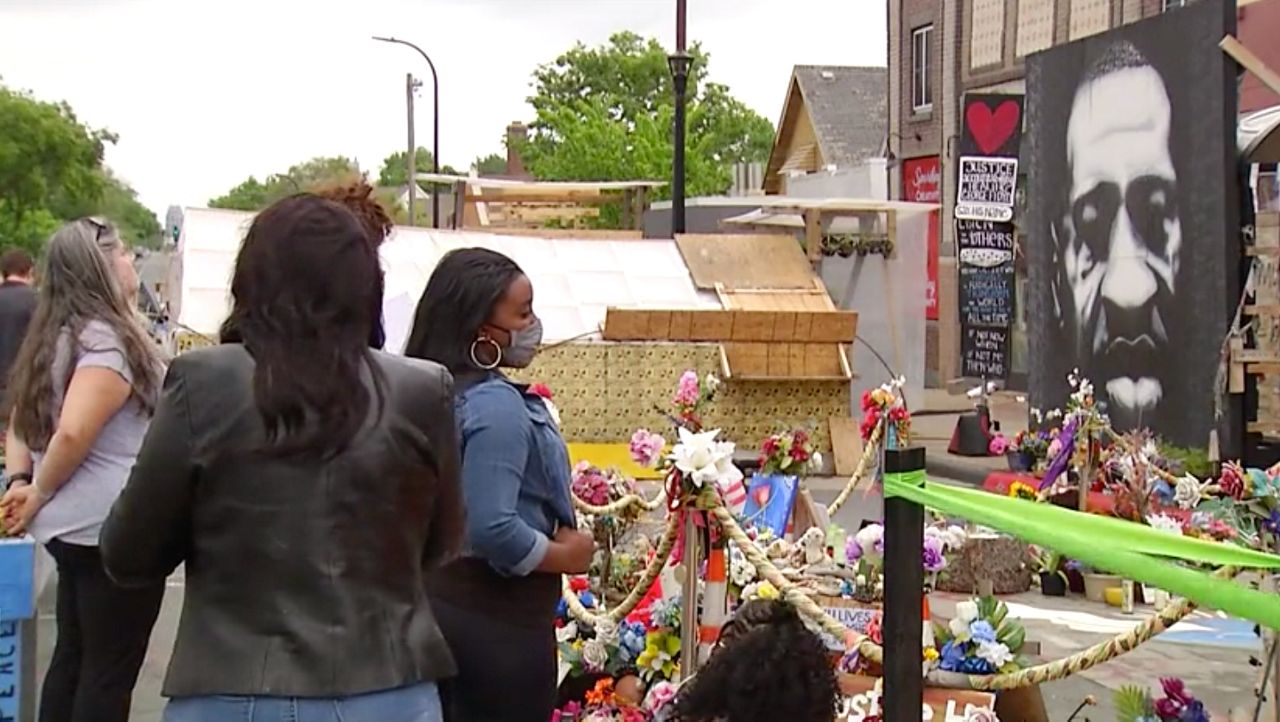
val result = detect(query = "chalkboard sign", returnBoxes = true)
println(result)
[956,157,1018,222]
[962,327,1010,379]
[957,220,1015,380]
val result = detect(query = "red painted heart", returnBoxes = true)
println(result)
[966,99,1021,155]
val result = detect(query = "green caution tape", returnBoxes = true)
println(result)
[884,476,1280,629]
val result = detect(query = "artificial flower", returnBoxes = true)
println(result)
[976,641,1014,669]
[855,524,885,560]
[703,373,721,395]
[988,435,1009,455]
[743,580,780,601]
[964,706,1000,722]
[585,678,615,706]
[582,639,609,672]
[637,632,680,680]
[866,613,883,645]
[1219,464,1247,500]
[956,600,980,623]
[922,535,948,573]
[1173,475,1204,509]
[569,576,591,593]
[556,621,579,643]
[595,622,620,646]
[1008,481,1038,501]
[845,535,864,562]
[948,617,972,642]
[629,429,667,468]
[673,370,700,407]
[1146,514,1183,536]
[669,428,742,489]
[939,640,966,670]
[644,681,677,713]
[968,620,997,645]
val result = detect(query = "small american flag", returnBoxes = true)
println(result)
[718,477,747,516]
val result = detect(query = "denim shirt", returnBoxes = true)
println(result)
[456,374,576,577]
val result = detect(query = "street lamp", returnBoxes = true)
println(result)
[668,51,692,235]
[372,35,441,228]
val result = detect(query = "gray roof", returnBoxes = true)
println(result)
[792,65,887,167]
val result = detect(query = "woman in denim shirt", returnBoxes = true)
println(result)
[404,248,595,722]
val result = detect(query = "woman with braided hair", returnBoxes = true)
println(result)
[667,599,840,722]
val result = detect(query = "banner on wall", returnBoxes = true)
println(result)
[1026,0,1240,448]
[956,219,1015,379]
[902,156,941,321]
[955,94,1024,223]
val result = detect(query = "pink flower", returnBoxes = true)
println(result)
[988,435,1009,455]
[629,429,666,468]
[1046,438,1063,459]
[644,681,677,713]
[673,370,700,407]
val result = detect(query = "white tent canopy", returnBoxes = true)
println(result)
[171,208,719,353]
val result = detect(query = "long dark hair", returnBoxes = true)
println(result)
[219,194,383,457]
[8,218,163,451]
[670,600,839,722]
[316,181,395,349]
[403,247,524,380]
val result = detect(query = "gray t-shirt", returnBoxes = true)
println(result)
[29,320,155,547]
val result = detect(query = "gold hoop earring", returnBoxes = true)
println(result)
[469,337,502,370]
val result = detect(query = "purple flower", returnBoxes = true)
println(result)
[922,537,948,573]
[1177,700,1209,722]
[1264,508,1280,536]
[1155,697,1183,719]
[845,535,863,562]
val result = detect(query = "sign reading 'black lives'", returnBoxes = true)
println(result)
[957,219,1015,379]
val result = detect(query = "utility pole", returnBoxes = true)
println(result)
[406,73,419,226]
[668,0,691,235]
[373,36,441,228]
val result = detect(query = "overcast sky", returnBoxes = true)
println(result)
[0,0,886,218]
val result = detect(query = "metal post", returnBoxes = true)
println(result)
[670,0,689,236]
[372,35,441,227]
[406,73,417,226]
[883,446,926,722]
[678,509,700,680]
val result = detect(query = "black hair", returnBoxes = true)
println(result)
[670,600,839,722]
[219,194,383,458]
[403,247,525,380]
[0,248,34,278]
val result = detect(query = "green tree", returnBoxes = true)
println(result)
[210,156,362,211]
[472,153,507,176]
[377,148,460,188]
[98,171,163,250]
[522,32,774,203]
[0,84,112,254]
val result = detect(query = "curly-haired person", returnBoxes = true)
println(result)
[316,180,396,349]
[666,599,840,722]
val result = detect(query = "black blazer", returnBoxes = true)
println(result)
[101,344,461,698]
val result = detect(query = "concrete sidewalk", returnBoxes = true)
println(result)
[915,388,1030,486]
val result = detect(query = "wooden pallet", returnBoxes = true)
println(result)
[1231,212,1280,437]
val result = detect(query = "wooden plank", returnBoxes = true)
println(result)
[469,227,642,240]
[645,311,672,340]
[1221,35,1280,99]
[601,308,648,340]
[1246,305,1280,316]
[828,417,864,477]
[1249,363,1280,375]
[601,308,855,342]
[730,311,776,341]
[1234,348,1280,363]
[675,233,816,290]
[689,311,734,341]
[804,208,822,265]
[1231,336,1246,394]
[668,311,693,340]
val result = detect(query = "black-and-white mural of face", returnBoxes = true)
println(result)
[1027,0,1240,451]
[1055,44,1181,430]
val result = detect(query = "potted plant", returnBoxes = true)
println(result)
[1004,430,1049,473]
[1081,567,1122,603]
[1064,559,1086,594]
[1031,547,1068,596]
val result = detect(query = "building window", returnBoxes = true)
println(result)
[1162,0,1187,9]
[1258,163,1280,212]
[912,25,934,113]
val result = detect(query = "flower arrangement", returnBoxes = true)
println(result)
[553,677,651,722]
[1007,480,1039,501]
[933,596,1026,675]
[1114,678,1210,722]
[839,522,966,602]
[859,378,910,443]
[670,370,719,431]
[629,429,667,468]
[634,598,683,682]
[757,427,822,476]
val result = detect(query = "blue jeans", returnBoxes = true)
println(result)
[161,682,443,722]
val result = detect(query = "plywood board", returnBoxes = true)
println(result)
[676,233,817,290]
[722,342,849,380]
[828,417,864,477]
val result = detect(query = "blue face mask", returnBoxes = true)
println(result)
[502,316,543,368]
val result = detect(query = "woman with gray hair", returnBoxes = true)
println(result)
[0,217,166,722]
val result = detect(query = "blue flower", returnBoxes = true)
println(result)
[1264,508,1280,536]
[556,598,568,618]
[939,640,967,671]
[1153,479,1174,503]
[621,622,647,656]
[958,655,995,675]
[1178,700,1209,722]
[580,591,597,609]
[968,620,997,644]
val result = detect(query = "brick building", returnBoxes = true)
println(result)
[888,0,1280,388]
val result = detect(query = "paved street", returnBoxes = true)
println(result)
[25,476,1270,721]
